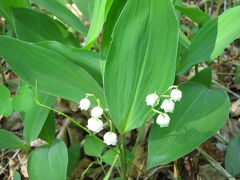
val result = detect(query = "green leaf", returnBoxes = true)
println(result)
[73,0,94,20]
[0,129,26,150]
[28,139,68,180]
[190,67,212,88]
[175,5,211,26]
[37,41,102,86]
[38,111,56,144]
[13,85,34,112]
[104,0,179,133]
[31,0,87,35]
[102,149,120,167]
[0,36,105,105]
[67,143,81,177]
[85,0,108,47]
[225,134,240,177]
[12,8,79,46]
[23,92,56,143]
[147,82,230,168]
[83,135,105,157]
[0,84,13,117]
[0,0,29,27]
[14,171,21,180]
[177,5,240,74]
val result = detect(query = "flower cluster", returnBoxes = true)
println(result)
[79,95,117,146]
[146,86,182,128]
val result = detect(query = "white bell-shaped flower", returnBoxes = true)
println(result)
[160,99,175,113]
[146,93,159,106]
[79,98,91,110]
[91,106,103,118]
[87,118,103,133]
[156,114,170,127]
[103,132,117,146]
[170,89,182,102]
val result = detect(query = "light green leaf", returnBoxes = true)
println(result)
[0,0,29,27]
[177,5,240,74]
[38,111,56,144]
[85,0,108,47]
[31,0,87,35]
[102,149,120,167]
[225,134,240,177]
[13,85,34,112]
[23,92,56,144]
[83,135,105,157]
[37,41,102,86]
[0,129,26,150]
[176,4,211,26]
[0,36,105,105]
[28,139,68,180]
[73,0,94,20]
[147,82,230,168]
[0,84,13,117]
[190,67,212,88]
[14,171,21,180]
[104,0,179,133]
[12,8,79,46]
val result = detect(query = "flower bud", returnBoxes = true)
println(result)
[87,118,103,133]
[146,93,159,106]
[103,132,117,146]
[160,99,175,113]
[91,106,103,118]
[170,89,182,102]
[156,114,170,127]
[79,98,91,110]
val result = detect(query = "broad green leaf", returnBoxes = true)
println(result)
[28,139,68,180]
[13,85,34,112]
[175,5,211,26]
[73,0,94,20]
[67,143,81,177]
[225,134,240,177]
[0,129,26,150]
[23,91,56,144]
[12,8,78,46]
[38,111,56,144]
[147,82,230,168]
[102,149,120,167]
[85,0,107,47]
[190,67,212,88]
[37,41,102,86]
[31,0,87,35]
[104,0,179,133]
[0,0,29,27]
[0,36,105,105]
[83,135,105,157]
[0,84,13,117]
[177,5,240,74]
[101,0,127,61]
[14,171,21,180]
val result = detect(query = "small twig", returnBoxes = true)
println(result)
[213,80,240,98]
[198,147,235,180]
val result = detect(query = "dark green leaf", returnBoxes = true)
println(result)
[177,5,240,74]
[73,0,94,20]
[0,84,13,117]
[38,111,56,144]
[190,67,212,88]
[23,92,56,143]
[12,8,79,46]
[83,135,105,157]
[0,36,105,105]
[148,82,230,168]
[28,139,68,180]
[104,0,179,133]
[67,143,81,177]
[0,129,26,150]
[176,5,211,26]
[31,0,87,35]
[225,134,240,177]
[37,41,102,86]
